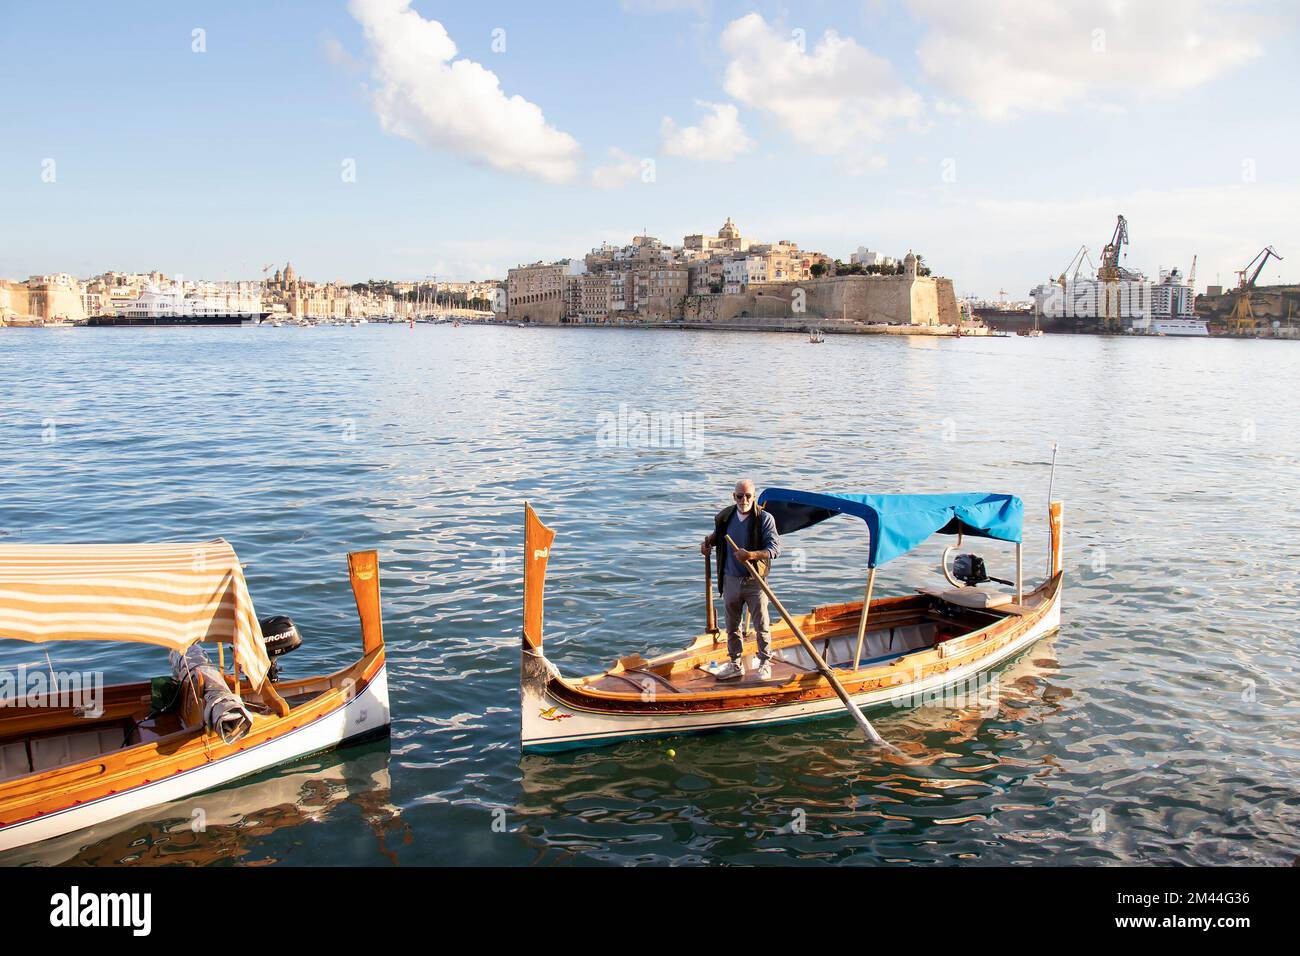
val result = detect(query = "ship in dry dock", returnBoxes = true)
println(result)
[1027,216,1206,336]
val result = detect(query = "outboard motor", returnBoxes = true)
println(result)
[951,553,1014,588]
[259,615,303,682]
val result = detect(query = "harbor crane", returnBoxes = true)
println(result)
[1098,214,1129,332]
[1057,244,1096,286]
[1227,246,1283,334]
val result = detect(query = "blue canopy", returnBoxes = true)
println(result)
[757,489,1023,568]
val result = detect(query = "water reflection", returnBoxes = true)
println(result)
[2,741,404,867]
[513,637,1070,864]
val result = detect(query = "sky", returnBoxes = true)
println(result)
[1,0,1297,298]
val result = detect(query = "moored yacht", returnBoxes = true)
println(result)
[90,284,268,326]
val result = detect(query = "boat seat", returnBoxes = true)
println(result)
[0,741,32,782]
[919,586,1012,610]
[29,727,125,773]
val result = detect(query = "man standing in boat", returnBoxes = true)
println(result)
[700,479,781,681]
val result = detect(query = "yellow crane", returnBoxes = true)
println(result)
[1098,215,1129,332]
[1227,246,1283,334]
[1057,244,1095,287]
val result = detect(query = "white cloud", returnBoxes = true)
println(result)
[719,13,923,171]
[909,0,1264,120]
[348,0,581,183]
[319,34,362,74]
[660,101,753,161]
[591,148,646,190]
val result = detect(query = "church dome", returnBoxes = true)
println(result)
[717,217,740,240]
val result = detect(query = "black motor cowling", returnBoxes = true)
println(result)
[951,553,1014,588]
[259,615,303,681]
[952,553,988,586]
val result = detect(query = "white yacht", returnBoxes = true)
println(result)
[92,285,267,326]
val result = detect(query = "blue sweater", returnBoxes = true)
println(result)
[724,508,781,579]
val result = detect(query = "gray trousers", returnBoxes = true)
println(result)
[724,575,771,664]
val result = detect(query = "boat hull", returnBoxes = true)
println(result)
[87,313,267,327]
[522,590,1060,753]
[0,664,389,853]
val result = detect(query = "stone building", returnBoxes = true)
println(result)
[22,274,88,323]
[688,259,724,295]
[0,280,33,324]
[638,265,689,319]
[684,217,748,256]
[507,262,567,324]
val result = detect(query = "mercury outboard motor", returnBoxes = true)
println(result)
[259,615,303,682]
[951,554,1014,588]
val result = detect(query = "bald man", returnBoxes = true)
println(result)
[699,479,781,681]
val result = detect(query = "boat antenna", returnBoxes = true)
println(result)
[1046,442,1059,577]
[1047,442,1059,503]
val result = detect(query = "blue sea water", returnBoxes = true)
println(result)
[1,324,1297,865]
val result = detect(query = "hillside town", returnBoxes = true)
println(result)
[505,217,958,329]
[1,217,961,331]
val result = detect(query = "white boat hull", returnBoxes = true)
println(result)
[0,666,389,853]
[1149,319,1208,336]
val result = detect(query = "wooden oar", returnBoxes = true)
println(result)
[726,535,896,751]
[704,552,719,635]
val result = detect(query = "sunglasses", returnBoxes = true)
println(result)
[733,492,754,500]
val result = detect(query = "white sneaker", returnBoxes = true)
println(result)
[714,660,743,681]
[755,661,773,681]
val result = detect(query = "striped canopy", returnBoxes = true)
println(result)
[0,540,271,690]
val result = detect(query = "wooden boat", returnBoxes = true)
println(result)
[521,490,1063,752]
[0,542,390,852]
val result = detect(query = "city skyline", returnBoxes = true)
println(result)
[2,0,1298,297]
